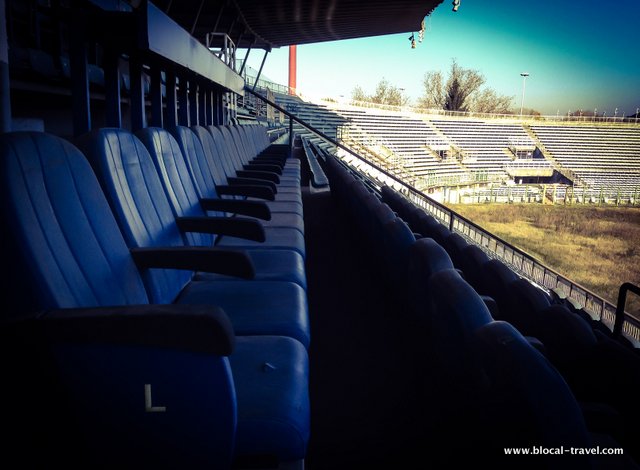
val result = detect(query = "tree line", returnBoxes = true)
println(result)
[352,59,529,115]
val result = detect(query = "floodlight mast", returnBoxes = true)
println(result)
[520,72,529,118]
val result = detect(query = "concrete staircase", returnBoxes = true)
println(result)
[523,124,588,187]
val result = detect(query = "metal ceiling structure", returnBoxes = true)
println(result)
[154,0,445,50]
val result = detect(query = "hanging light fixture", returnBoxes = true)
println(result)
[452,0,460,12]
[408,33,416,48]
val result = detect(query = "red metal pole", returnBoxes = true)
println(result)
[288,45,297,95]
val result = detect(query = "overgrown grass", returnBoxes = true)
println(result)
[447,203,640,318]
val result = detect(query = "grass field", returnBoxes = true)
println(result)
[447,203,640,318]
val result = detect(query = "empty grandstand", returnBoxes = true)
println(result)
[270,95,640,205]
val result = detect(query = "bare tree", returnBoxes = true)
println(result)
[351,85,368,102]
[420,59,513,113]
[470,88,513,114]
[351,78,409,106]
[417,70,445,109]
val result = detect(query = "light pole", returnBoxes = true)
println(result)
[519,72,529,118]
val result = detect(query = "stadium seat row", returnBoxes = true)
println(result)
[0,125,310,468]
[377,182,640,461]
[323,154,640,463]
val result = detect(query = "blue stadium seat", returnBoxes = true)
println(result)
[190,125,305,231]
[472,321,594,462]
[76,128,310,348]
[457,244,491,294]
[407,237,456,320]
[190,126,303,219]
[234,125,301,177]
[426,269,494,387]
[206,126,304,215]
[243,124,295,163]
[143,125,306,256]
[479,259,519,322]
[217,126,302,203]
[0,131,310,467]
[441,232,469,269]
[380,217,416,296]
[134,127,307,288]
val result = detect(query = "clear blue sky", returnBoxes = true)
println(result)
[245,0,640,116]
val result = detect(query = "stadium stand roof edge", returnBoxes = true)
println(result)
[148,0,445,49]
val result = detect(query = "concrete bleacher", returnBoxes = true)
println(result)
[530,125,640,196]
[335,108,466,183]
[274,93,348,142]
[289,97,639,201]
[429,119,536,178]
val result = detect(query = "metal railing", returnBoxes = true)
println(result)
[244,87,640,347]
[244,76,290,96]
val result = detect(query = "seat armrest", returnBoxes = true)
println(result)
[243,163,282,175]
[176,216,266,242]
[226,177,277,194]
[130,246,255,279]
[17,304,235,356]
[200,198,271,220]
[236,170,280,184]
[250,157,285,167]
[216,183,275,200]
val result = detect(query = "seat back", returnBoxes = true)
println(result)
[408,237,456,319]
[246,125,270,154]
[441,232,469,269]
[136,126,218,248]
[189,125,232,192]
[381,217,416,292]
[414,212,441,238]
[427,269,493,385]
[218,126,248,172]
[507,278,552,336]
[228,125,255,164]
[0,131,238,467]
[0,131,149,311]
[458,244,491,293]
[481,259,519,321]
[77,128,193,304]
[207,125,240,182]
[473,321,592,455]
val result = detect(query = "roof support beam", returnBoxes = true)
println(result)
[190,0,206,35]
[252,49,269,92]
[212,3,225,33]
[239,40,254,76]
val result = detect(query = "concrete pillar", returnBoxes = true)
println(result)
[288,45,297,95]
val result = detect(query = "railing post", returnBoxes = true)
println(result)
[614,283,640,338]
[289,116,294,157]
